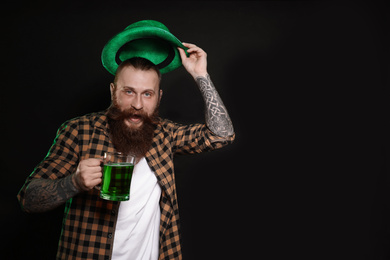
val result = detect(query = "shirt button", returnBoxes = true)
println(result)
[108,233,112,239]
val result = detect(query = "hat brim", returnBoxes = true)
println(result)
[101,26,188,75]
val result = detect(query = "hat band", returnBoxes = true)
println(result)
[156,46,175,70]
[115,40,176,71]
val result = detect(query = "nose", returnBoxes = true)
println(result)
[131,95,143,111]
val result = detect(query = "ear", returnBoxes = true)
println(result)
[110,83,115,100]
[159,89,163,102]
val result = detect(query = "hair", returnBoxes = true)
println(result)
[113,57,162,85]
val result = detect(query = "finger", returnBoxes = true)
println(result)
[91,178,102,187]
[182,42,197,48]
[88,166,103,174]
[186,48,206,58]
[75,171,101,191]
[80,163,102,172]
[84,177,102,190]
[182,43,205,54]
[78,168,101,179]
[83,158,103,167]
[177,47,188,60]
[90,171,103,180]
[185,46,202,53]
[78,167,102,180]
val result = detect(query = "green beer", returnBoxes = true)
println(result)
[100,162,134,201]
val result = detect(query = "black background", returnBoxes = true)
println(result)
[1,1,388,259]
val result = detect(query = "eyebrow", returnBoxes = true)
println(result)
[122,86,156,93]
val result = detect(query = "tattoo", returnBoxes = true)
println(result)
[196,75,234,137]
[23,174,80,213]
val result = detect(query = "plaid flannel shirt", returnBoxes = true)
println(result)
[17,111,234,260]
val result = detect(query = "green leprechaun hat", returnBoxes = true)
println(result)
[101,20,189,75]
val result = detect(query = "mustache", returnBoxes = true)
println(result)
[108,106,147,121]
[106,104,159,125]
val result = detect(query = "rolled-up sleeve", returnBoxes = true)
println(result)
[169,121,235,155]
[17,120,80,209]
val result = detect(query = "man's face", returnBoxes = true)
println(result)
[110,66,162,128]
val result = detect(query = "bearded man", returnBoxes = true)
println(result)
[17,41,234,260]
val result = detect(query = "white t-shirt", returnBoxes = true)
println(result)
[112,157,161,260]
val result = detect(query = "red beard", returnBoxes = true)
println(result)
[106,104,159,159]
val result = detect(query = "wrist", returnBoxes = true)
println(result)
[71,173,83,192]
[193,72,209,80]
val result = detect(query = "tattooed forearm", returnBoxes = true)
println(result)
[196,74,234,137]
[23,174,80,213]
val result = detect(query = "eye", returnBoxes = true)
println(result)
[144,92,152,97]
[124,90,133,95]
